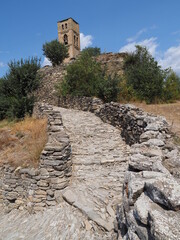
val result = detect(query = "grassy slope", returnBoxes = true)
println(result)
[0,117,47,167]
[133,101,180,137]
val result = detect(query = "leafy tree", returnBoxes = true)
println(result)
[5,58,41,95]
[42,39,69,66]
[81,47,101,57]
[163,70,180,101]
[0,78,10,119]
[117,77,136,102]
[124,45,165,103]
[58,51,103,97]
[0,57,40,120]
[57,51,123,103]
[98,75,120,102]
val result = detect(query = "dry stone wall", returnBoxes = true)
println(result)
[58,96,103,113]
[117,113,180,239]
[0,103,72,213]
[58,97,152,145]
[57,96,180,240]
[97,103,148,145]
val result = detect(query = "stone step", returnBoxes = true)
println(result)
[63,189,115,232]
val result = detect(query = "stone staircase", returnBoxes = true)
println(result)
[0,107,129,240]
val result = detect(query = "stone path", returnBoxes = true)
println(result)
[0,107,129,240]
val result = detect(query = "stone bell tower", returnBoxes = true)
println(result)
[57,18,80,62]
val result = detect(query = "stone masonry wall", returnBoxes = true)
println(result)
[0,103,72,213]
[57,96,180,240]
[34,64,67,106]
[96,52,126,77]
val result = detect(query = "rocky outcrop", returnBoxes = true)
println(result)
[0,103,72,213]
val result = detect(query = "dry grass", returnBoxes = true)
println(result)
[0,117,48,167]
[132,101,180,137]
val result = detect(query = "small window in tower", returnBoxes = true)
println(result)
[62,24,64,30]
[65,23,67,29]
[64,34,68,45]
[76,37,78,46]
[74,35,76,45]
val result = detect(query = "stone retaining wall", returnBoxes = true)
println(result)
[0,103,72,213]
[58,96,180,240]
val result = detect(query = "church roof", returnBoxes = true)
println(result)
[57,17,79,25]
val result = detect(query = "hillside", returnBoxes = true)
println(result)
[134,101,180,137]
[1,53,180,240]
[34,52,126,105]
[0,117,47,167]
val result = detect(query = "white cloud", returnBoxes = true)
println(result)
[120,35,180,75]
[150,25,158,30]
[127,28,147,43]
[0,50,9,54]
[42,57,52,67]
[172,30,180,35]
[36,33,42,37]
[159,45,180,75]
[119,37,158,56]
[0,61,5,67]
[80,33,93,50]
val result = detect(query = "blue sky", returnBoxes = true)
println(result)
[1,0,180,77]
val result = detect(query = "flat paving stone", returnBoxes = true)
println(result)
[0,107,129,239]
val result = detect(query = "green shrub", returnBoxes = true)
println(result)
[42,39,69,66]
[0,57,40,120]
[57,50,120,102]
[58,51,103,97]
[57,44,180,104]
[81,47,101,57]
[163,70,180,102]
[117,77,136,102]
[98,75,120,102]
[124,45,165,104]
